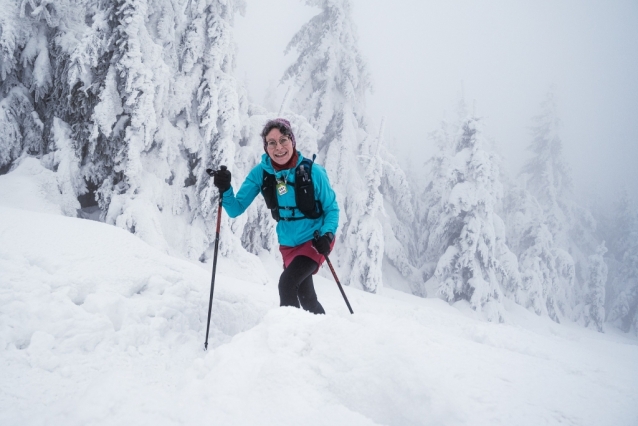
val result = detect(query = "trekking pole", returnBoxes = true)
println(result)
[314,231,354,314]
[204,165,226,350]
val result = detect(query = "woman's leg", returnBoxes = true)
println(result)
[278,255,324,314]
[298,275,325,315]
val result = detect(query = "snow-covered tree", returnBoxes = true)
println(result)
[0,0,53,172]
[282,0,385,292]
[607,191,638,335]
[521,91,572,244]
[516,90,604,323]
[363,119,419,289]
[419,115,517,321]
[606,189,637,264]
[1,0,262,263]
[90,0,174,250]
[415,119,456,288]
[379,159,418,288]
[581,242,607,332]
[0,86,43,172]
[44,117,85,216]
[175,0,254,263]
[195,0,244,217]
[282,0,370,139]
[503,184,575,322]
[346,125,385,292]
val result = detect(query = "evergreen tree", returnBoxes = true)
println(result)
[1,0,257,262]
[606,189,637,262]
[282,0,385,292]
[607,191,638,335]
[45,117,84,216]
[195,0,245,219]
[518,90,605,323]
[282,0,370,139]
[420,115,516,321]
[184,0,250,261]
[0,85,42,172]
[416,119,457,292]
[0,0,53,172]
[348,126,385,292]
[503,184,575,322]
[375,120,418,289]
[343,114,420,293]
[96,0,169,248]
[522,91,572,244]
[582,242,607,332]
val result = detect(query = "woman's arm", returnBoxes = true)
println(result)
[221,165,262,218]
[313,165,339,235]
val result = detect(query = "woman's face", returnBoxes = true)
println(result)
[265,128,293,165]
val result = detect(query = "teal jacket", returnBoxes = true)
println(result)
[221,151,339,247]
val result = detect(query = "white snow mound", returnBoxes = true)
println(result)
[1,206,637,425]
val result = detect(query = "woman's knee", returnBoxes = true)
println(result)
[278,269,298,292]
[278,269,301,306]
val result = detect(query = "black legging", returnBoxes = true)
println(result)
[279,255,325,314]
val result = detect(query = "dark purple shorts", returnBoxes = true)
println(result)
[279,239,335,274]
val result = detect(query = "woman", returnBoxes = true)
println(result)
[211,118,339,314]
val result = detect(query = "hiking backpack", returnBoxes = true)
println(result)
[260,156,324,222]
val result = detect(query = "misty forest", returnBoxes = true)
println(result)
[1,0,636,336]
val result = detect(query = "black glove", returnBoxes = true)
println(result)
[313,232,334,256]
[206,166,231,193]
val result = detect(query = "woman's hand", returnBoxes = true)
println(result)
[313,232,334,256]
[207,166,231,193]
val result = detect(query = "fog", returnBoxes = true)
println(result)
[234,0,638,207]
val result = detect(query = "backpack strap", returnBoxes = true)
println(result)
[294,156,323,220]
[260,155,323,222]
[261,170,280,222]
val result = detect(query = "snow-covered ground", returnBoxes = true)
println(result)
[1,164,637,426]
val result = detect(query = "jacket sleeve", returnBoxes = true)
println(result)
[313,165,339,236]
[221,165,262,218]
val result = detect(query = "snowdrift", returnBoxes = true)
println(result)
[1,170,637,426]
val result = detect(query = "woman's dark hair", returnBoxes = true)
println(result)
[261,119,294,144]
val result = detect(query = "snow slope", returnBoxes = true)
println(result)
[1,170,637,425]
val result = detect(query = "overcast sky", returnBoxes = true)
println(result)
[234,0,638,207]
